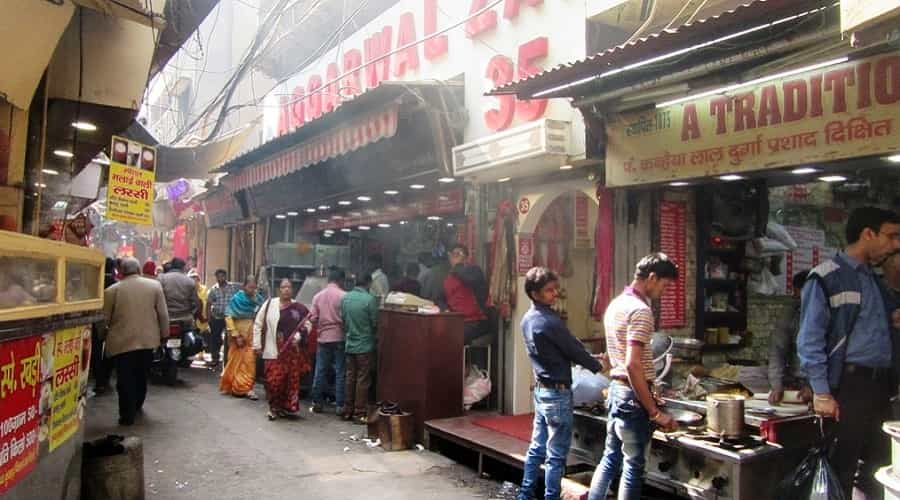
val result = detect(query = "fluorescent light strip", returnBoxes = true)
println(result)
[656,57,848,108]
[531,5,832,99]
[887,154,900,163]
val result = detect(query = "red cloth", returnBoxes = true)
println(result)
[444,273,486,322]
[142,260,157,277]
[471,414,535,443]
[592,188,615,319]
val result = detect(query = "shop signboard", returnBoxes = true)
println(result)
[573,191,590,249]
[517,233,534,276]
[0,336,41,495]
[778,226,827,295]
[841,0,900,33]
[606,51,900,187]
[106,135,156,226]
[658,201,687,328]
[48,327,87,452]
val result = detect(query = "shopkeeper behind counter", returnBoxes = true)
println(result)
[767,270,812,405]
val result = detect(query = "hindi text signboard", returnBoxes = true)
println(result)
[107,136,156,226]
[606,52,900,187]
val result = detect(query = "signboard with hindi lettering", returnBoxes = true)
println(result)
[48,327,86,452]
[0,336,41,495]
[106,135,156,226]
[605,51,900,187]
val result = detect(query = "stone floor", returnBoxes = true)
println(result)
[85,366,500,500]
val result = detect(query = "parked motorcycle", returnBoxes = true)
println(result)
[151,318,204,385]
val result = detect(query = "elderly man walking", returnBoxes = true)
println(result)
[103,257,169,426]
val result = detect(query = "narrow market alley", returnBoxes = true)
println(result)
[85,368,500,500]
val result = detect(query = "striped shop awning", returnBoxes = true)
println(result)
[225,103,400,192]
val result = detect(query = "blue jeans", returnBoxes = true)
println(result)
[588,382,653,500]
[311,341,345,408]
[518,387,573,500]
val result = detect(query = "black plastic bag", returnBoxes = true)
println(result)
[774,442,846,500]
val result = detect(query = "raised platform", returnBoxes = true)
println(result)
[425,415,591,480]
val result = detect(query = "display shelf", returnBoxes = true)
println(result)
[0,230,104,323]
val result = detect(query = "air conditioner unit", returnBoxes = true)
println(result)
[452,119,572,183]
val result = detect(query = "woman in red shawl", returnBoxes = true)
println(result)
[252,278,313,420]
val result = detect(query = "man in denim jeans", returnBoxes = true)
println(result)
[309,267,347,414]
[590,254,679,500]
[519,267,603,500]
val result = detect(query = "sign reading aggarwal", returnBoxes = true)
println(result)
[605,51,900,187]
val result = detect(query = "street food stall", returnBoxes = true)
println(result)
[0,230,104,499]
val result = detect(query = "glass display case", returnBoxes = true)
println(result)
[0,230,104,325]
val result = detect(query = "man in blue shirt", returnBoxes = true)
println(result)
[518,267,602,500]
[798,206,900,497]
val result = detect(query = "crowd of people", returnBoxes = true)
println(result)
[93,243,495,426]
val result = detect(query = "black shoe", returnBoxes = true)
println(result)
[94,386,110,396]
[310,403,323,414]
[118,417,135,426]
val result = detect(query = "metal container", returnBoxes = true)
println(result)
[707,394,745,438]
[670,337,704,363]
[877,466,900,500]
[884,421,900,476]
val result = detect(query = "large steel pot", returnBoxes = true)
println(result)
[707,394,745,438]
[884,421,900,477]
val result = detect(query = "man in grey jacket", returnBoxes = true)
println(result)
[158,257,199,322]
[103,258,169,425]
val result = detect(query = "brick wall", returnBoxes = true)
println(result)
[729,293,793,363]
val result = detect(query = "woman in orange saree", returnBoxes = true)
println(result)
[219,276,264,399]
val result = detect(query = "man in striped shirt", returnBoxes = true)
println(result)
[589,253,679,500]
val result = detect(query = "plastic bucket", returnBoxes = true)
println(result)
[883,421,900,476]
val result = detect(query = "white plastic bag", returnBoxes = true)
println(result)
[463,365,491,410]
[572,366,610,405]
[749,267,779,295]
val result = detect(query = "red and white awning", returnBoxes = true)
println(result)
[224,104,399,192]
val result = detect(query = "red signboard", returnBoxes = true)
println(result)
[659,201,687,329]
[0,336,41,495]
[517,233,534,276]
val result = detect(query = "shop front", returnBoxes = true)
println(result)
[488,1,900,494]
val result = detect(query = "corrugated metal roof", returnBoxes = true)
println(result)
[489,0,830,98]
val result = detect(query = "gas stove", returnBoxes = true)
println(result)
[571,408,786,499]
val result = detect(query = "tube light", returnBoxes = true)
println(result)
[497,177,511,183]
[341,228,352,233]
[71,121,98,131]
[409,184,426,190]
[718,174,744,181]
[53,150,74,159]
[358,225,371,231]
[357,196,372,202]
[656,57,849,108]
[791,167,819,175]
[275,214,287,219]
[338,200,352,206]
[305,208,317,213]
[887,154,900,163]
[286,211,299,216]
[438,177,456,183]
[384,190,399,195]
[669,181,690,187]
[42,169,59,176]
[819,175,847,183]
[378,223,391,228]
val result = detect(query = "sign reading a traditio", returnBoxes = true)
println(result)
[606,51,900,187]
[106,135,156,226]
[0,337,41,495]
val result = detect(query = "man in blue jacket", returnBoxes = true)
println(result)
[798,206,900,497]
